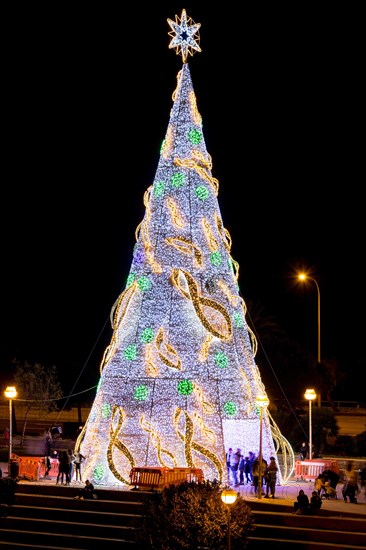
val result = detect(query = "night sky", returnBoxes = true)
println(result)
[2,4,364,402]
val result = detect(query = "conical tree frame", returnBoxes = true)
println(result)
[78,43,294,489]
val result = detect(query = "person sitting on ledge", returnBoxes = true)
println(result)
[293,489,309,514]
[74,479,97,500]
[309,490,322,514]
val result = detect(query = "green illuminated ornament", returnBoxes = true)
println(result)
[141,327,154,344]
[214,351,229,369]
[94,464,104,481]
[101,403,112,418]
[171,172,185,189]
[177,379,194,396]
[124,344,137,360]
[126,273,136,287]
[188,128,202,144]
[210,251,222,267]
[233,312,244,328]
[154,181,165,197]
[138,276,152,291]
[195,185,209,200]
[224,401,237,416]
[134,385,149,401]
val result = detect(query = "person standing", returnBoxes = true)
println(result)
[244,456,252,484]
[229,448,241,486]
[248,451,256,482]
[44,428,52,455]
[265,456,278,498]
[56,451,66,485]
[238,454,245,485]
[226,448,233,482]
[251,457,260,495]
[298,442,308,461]
[73,450,85,483]
[342,479,360,503]
[44,455,51,479]
[65,449,73,486]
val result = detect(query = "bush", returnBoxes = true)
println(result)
[138,479,255,549]
[0,477,18,516]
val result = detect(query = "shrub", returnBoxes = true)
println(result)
[0,477,18,516]
[138,479,255,549]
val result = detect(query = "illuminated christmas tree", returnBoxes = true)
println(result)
[79,10,294,488]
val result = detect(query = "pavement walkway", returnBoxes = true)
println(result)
[2,459,365,519]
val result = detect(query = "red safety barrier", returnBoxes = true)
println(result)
[295,459,339,481]
[130,467,204,491]
[130,467,165,490]
[50,458,59,477]
[10,455,60,481]
[13,455,43,481]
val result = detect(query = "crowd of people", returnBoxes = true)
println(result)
[226,447,279,498]
[42,428,85,485]
[227,445,366,509]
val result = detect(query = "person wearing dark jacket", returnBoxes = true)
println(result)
[265,456,278,498]
[309,490,322,514]
[293,489,310,514]
[343,479,359,503]
[74,480,97,499]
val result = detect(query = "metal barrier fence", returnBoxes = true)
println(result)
[294,459,339,481]
[130,467,204,491]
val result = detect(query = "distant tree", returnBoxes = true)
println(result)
[12,359,63,446]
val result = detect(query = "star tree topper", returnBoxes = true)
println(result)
[167,9,201,63]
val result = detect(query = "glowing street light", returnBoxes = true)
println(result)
[221,488,238,550]
[4,386,17,476]
[298,273,321,363]
[304,388,316,461]
[256,395,269,499]
[297,272,321,407]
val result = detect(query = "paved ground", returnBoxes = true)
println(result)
[2,459,365,518]
[1,435,365,518]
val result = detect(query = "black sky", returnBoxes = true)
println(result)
[2,4,364,401]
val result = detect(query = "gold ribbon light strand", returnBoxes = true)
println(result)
[107,406,135,485]
[140,414,177,468]
[174,408,223,483]
[170,268,232,340]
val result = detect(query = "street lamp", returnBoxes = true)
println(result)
[298,273,321,407]
[304,388,316,461]
[256,395,269,499]
[4,386,17,476]
[221,488,238,550]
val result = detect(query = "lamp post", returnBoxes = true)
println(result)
[304,388,316,461]
[298,273,321,406]
[221,488,238,550]
[4,386,17,476]
[255,395,269,499]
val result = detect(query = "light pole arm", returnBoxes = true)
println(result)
[311,277,321,364]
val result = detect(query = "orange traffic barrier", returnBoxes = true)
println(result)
[130,466,204,491]
[13,455,43,481]
[130,467,165,490]
[11,455,60,481]
[295,459,339,481]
